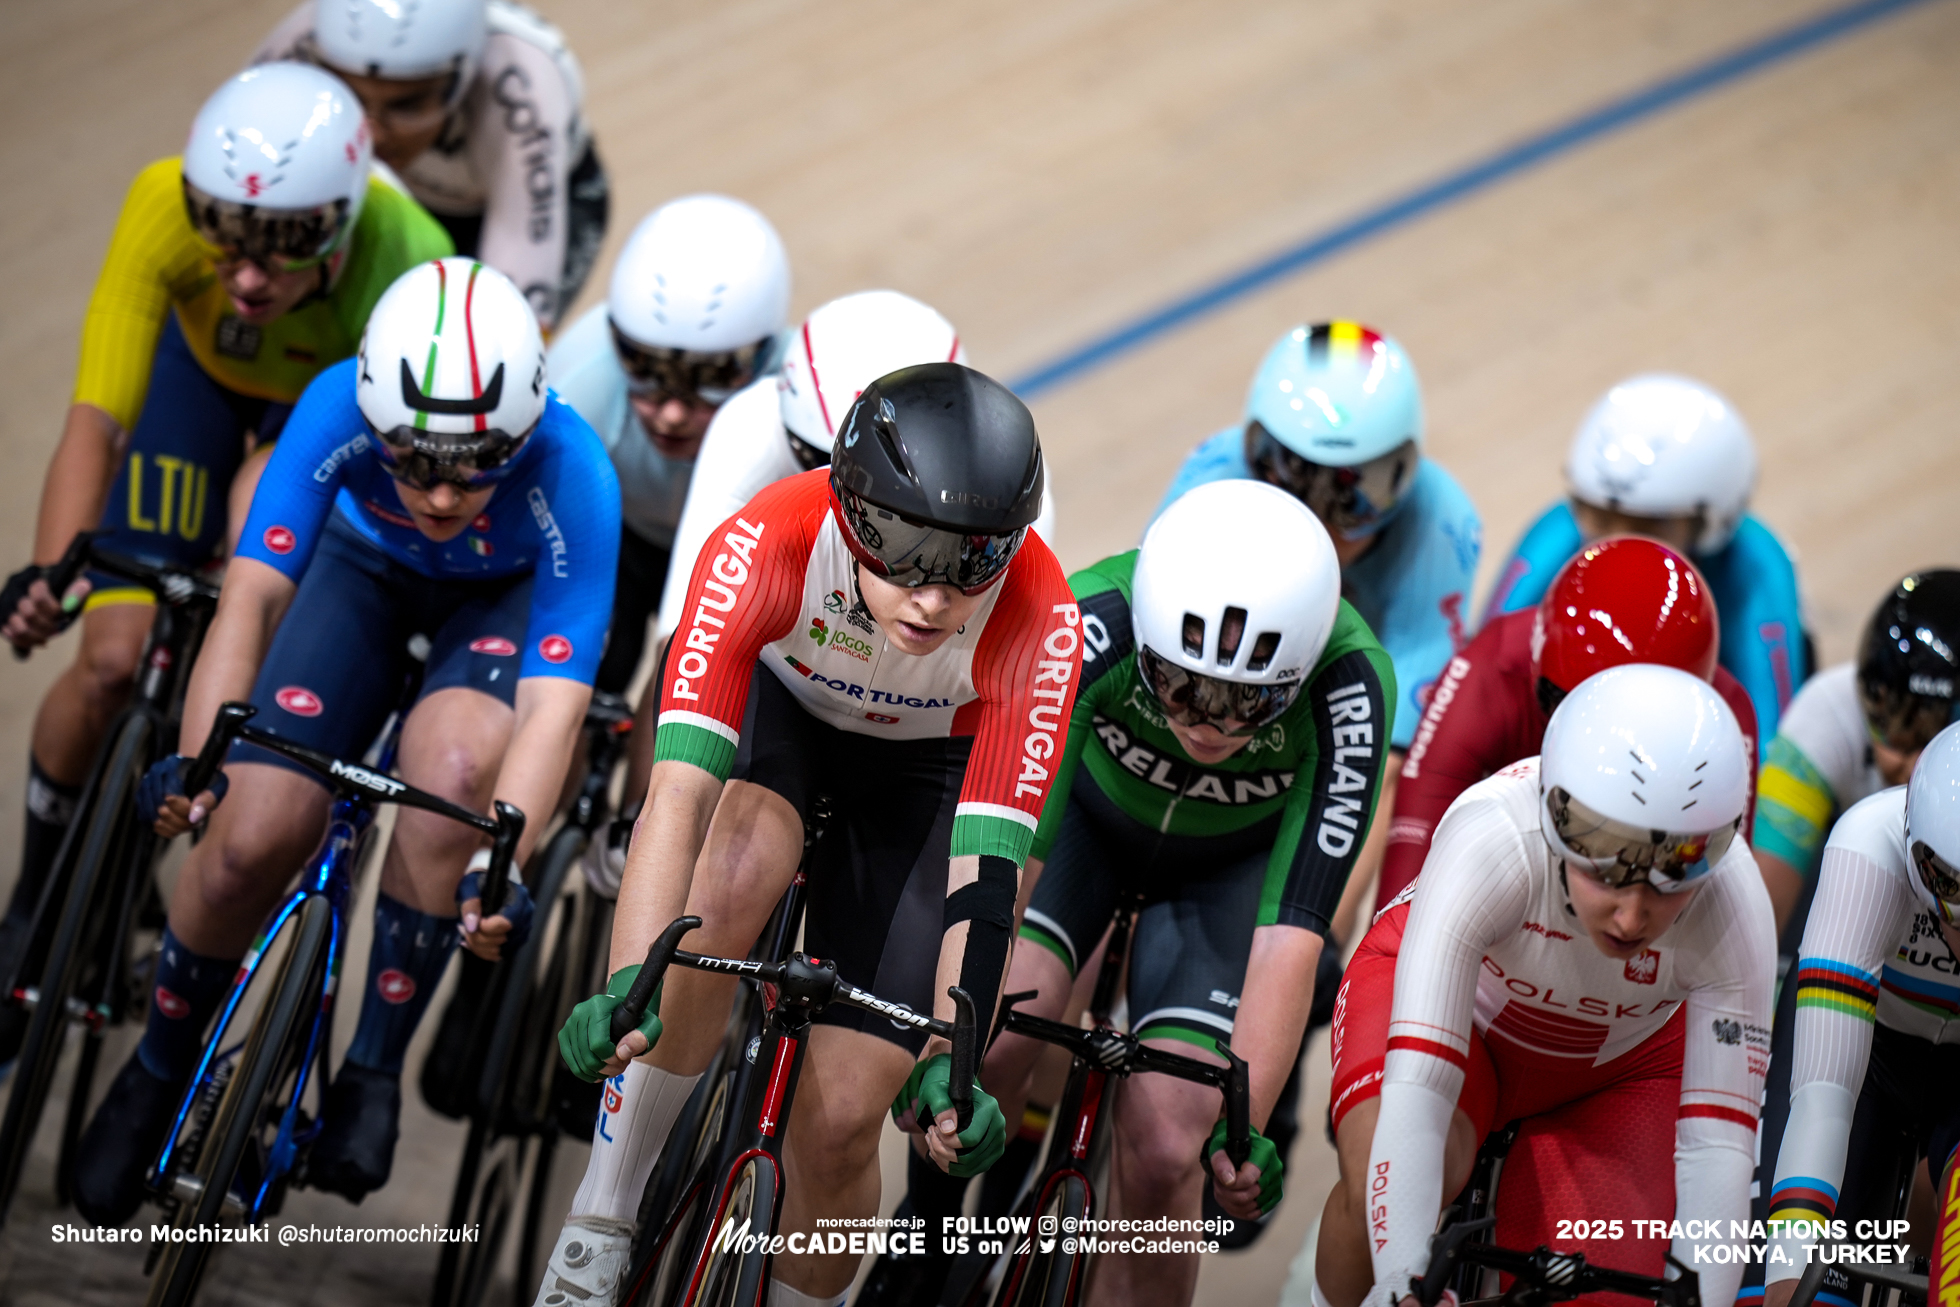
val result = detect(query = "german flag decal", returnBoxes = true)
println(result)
[1306,321,1385,367]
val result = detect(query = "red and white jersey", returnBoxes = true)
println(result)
[1366,760,1775,1307]
[653,471,1082,863]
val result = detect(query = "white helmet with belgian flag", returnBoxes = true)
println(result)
[356,258,547,489]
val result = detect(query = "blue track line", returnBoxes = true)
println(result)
[1010,0,1936,399]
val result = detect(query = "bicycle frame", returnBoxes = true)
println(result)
[149,702,523,1223]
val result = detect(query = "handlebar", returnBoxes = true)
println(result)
[1787,1247,1926,1307]
[618,917,980,1121]
[192,701,524,897]
[998,997,1252,1164]
[13,532,224,661]
[1413,1212,1702,1307]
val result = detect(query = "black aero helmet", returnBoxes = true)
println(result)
[830,362,1044,594]
[1858,569,1960,752]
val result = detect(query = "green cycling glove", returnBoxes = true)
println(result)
[557,964,662,1082]
[1203,1118,1284,1215]
[890,1053,1005,1178]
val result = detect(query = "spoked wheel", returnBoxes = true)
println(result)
[0,712,153,1225]
[146,894,331,1307]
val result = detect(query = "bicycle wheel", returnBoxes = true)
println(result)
[0,711,153,1225]
[146,894,331,1307]
[641,1151,776,1307]
[990,1171,1093,1307]
[433,822,586,1307]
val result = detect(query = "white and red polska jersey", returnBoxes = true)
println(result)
[1367,760,1775,1307]
[653,471,1082,865]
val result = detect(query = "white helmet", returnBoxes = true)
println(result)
[607,196,789,406]
[314,0,486,95]
[779,291,965,462]
[1566,374,1757,555]
[1904,722,1960,925]
[357,258,546,487]
[1539,663,1749,892]
[1132,481,1341,734]
[182,64,372,267]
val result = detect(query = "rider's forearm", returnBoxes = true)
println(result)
[33,403,125,564]
[1235,923,1323,1131]
[497,677,593,863]
[608,759,722,975]
[177,558,297,757]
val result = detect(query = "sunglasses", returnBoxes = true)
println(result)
[1246,422,1418,536]
[832,487,1024,596]
[609,321,761,407]
[183,181,353,273]
[1136,645,1301,737]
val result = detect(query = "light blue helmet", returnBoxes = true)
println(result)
[1243,322,1424,537]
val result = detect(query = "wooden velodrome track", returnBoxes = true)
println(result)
[0,0,1956,1301]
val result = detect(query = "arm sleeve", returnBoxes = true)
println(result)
[1765,843,1913,1278]
[1753,735,1836,875]
[1366,796,1531,1299]
[233,362,367,580]
[652,476,817,779]
[1668,849,1776,1306]
[1265,645,1396,934]
[1712,522,1809,743]
[1382,642,1497,904]
[1028,580,1128,861]
[72,161,193,431]
[472,37,577,329]
[953,543,1082,865]
[515,403,620,683]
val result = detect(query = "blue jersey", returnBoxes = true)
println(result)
[1157,428,1481,749]
[1482,501,1808,739]
[237,357,623,685]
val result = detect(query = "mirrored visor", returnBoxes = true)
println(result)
[183,180,353,271]
[1137,645,1301,737]
[1246,421,1417,535]
[833,487,1024,595]
[1544,784,1738,892]
[608,321,761,405]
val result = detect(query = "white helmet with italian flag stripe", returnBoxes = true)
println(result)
[357,257,547,489]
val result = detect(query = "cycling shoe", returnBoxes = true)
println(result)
[534,1216,635,1306]
[74,1052,188,1226]
[305,1062,401,1202]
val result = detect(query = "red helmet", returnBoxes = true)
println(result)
[1533,536,1721,714]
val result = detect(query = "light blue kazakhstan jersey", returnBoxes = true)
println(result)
[1482,502,1808,741]
[1156,427,1481,750]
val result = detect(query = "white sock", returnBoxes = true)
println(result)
[765,1281,844,1307]
[568,1061,702,1224]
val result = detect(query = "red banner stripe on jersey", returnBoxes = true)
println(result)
[1679,1103,1757,1130]
[1384,1035,1468,1070]
[1487,1001,1610,1056]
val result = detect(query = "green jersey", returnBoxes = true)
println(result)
[1031,550,1397,933]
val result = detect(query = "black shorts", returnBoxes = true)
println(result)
[232,515,531,785]
[731,663,973,1054]
[1019,771,1274,1053]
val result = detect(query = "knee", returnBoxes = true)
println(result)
[191,825,296,921]
[1119,1103,1206,1206]
[791,1097,885,1185]
[74,626,142,705]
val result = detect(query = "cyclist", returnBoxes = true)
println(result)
[941,479,1393,1307]
[69,259,619,1224]
[1759,722,1960,1307]
[534,363,1079,1307]
[1482,373,1809,740]
[0,64,449,1060]
[254,0,604,331]
[1317,664,1773,1307]
[1379,536,1759,911]
[547,194,791,698]
[1752,571,1959,932]
[1735,571,1959,1307]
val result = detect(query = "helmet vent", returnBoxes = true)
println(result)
[1217,608,1247,666]
[1247,632,1281,673]
[1182,614,1205,658]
